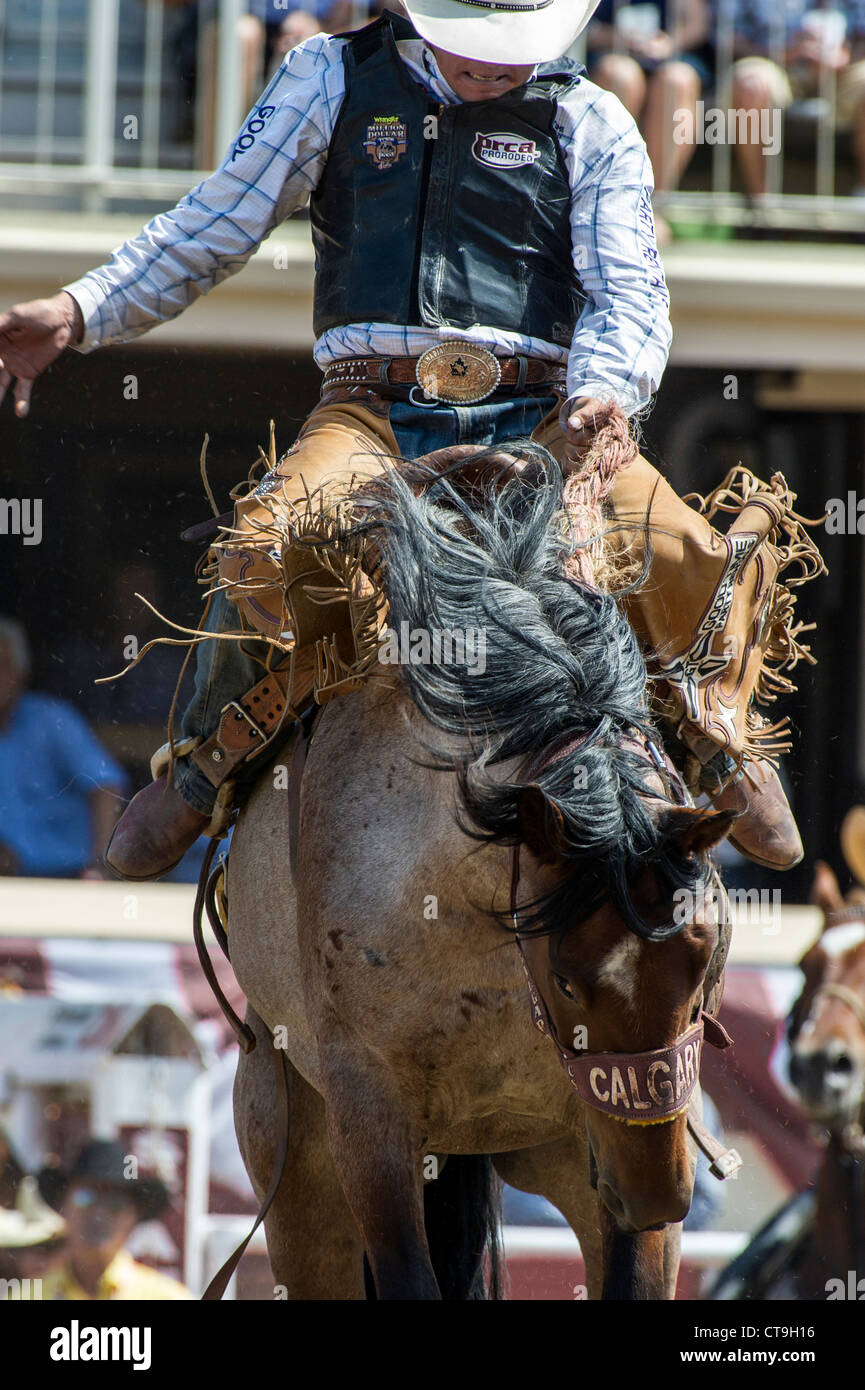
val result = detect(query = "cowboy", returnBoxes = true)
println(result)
[0,1,806,880]
[34,1140,192,1300]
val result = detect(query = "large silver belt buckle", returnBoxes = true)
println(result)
[415,341,502,405]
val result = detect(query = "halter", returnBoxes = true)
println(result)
[510,728,737,1134]
[799,908,865,1069]
[812,982,865,1034]
[807,912,865,1156]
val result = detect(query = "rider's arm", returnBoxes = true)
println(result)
[555,83,673,420]
[63,34,346,352]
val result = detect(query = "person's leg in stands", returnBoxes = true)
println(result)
[643,59,701,193]
[590,52,648,117]
[729,57,792,200]
[838,60,865,193]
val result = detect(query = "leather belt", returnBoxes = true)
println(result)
[321,354,566,399]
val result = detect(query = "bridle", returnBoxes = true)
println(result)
[810,905,865,1035]
[795,907,865,1161]
[813,983,865,1035]
[510,727,741,1176]
[790,907,865,1275]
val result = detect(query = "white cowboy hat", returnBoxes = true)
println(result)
[0,1176,67,1249]
[402,0,601,66]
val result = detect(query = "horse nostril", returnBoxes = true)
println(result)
[792,1046,858,1100]
[827,1051,854,1078]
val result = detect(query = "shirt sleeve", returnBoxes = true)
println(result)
[44,697,128,794]
[555,85,673,418]
[62,34,345,352]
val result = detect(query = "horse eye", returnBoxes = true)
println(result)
[554,974,576,1000]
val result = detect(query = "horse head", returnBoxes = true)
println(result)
[789,836,865,1134]
[514,754,736,1233]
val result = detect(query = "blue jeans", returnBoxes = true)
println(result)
[174,393,560,812]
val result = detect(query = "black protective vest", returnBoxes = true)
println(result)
[310,12,585,347]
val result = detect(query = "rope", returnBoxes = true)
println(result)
[561,404,639,588]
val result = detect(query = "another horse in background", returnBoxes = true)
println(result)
[711,813,865,1301]
[787,836,865,1299]
[224,446,736,1299]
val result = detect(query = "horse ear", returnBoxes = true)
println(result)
[664,806,738,858]
[840,806,865,888]
[810,860,844,916]
[517,784,566,864]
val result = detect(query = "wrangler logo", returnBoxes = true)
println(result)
[472,132,540,168]
[363,115,408,171]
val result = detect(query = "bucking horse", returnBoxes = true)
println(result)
[218,443,740,1300]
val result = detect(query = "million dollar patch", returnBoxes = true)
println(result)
[363,114,408,171]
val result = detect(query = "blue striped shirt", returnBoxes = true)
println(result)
[64,33,672,416]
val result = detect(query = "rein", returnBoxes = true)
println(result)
[192,713,318,1300]
[812,982,865,1033]
[799,912,865,1156]
[510,728,741,1178]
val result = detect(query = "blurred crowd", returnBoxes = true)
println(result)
[161,1,865,226]
[586,1,865,223]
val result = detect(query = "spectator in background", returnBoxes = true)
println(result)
[271,3,402,60]
[0,1129,25,1210]
[0,618,126,879]
[0,1176,68,1296]
[37,1140,192,1300]
[730,0,865,199]
[587,0,713,237]
[184,1,396,166]
[244,3,402,84]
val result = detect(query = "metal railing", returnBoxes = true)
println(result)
[200,1219,752,1298]
[0,0,861,228]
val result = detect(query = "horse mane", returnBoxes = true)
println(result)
[355,441,708,942]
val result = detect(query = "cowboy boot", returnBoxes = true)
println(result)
[104,777,210,882]
[710,759,804,870]
[603,458,824,870]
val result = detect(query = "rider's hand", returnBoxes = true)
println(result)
[559,395,608,454]
[628,30,675,62]
[0,291,83,419]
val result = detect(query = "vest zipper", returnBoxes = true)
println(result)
[409,102,444,320]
